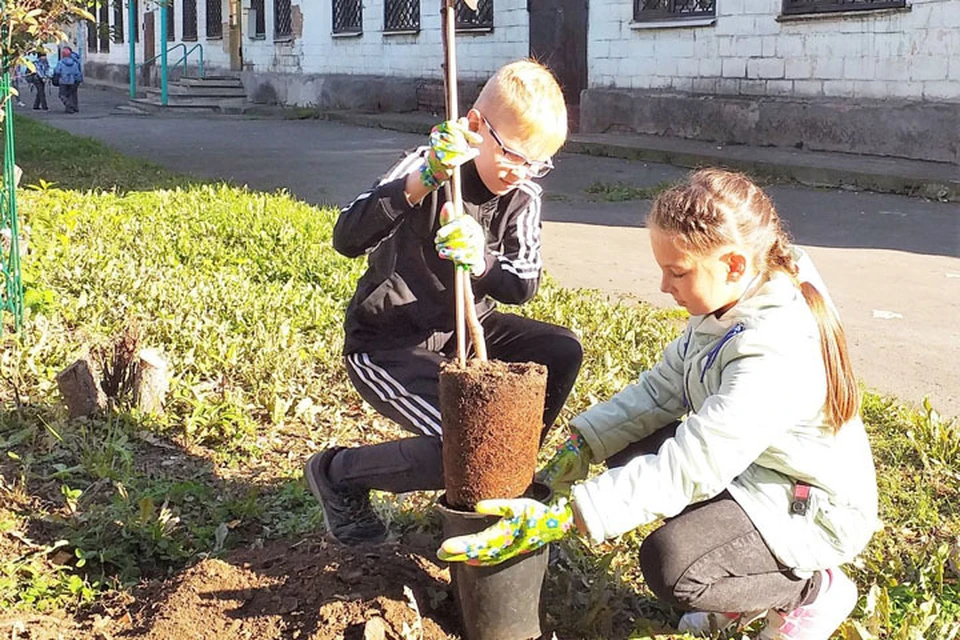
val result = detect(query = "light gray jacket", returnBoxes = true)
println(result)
[570,254,880,572]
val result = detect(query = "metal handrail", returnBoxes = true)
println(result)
[139,43,204,77]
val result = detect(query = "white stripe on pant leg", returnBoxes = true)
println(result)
[346,354,443,436]
[359,354,442,422]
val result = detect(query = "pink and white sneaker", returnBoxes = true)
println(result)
[758,568,858,639]
[678,610,765,636]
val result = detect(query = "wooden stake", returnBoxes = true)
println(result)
[441,0,487,364]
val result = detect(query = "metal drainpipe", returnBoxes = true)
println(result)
[129,0,136,98]
[160,3,168,106]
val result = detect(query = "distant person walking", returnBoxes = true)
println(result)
[26,51,50,111]
[53,46,82,114]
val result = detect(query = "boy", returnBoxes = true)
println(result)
[305,59,583,545]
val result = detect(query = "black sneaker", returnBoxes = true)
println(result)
[305,448,388,545]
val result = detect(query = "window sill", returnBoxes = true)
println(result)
[206,35,223,41]
[383,29,420,36]
[777,5,910,23]
[629,16,715,30]
[181,36,198,42]
[331,31,363,38]
[274,35,294,43]
[455,26,493,34]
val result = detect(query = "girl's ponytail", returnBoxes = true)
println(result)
[767,232,859,431]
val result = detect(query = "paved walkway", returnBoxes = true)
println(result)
[21,85,960,417]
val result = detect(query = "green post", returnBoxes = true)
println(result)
[129,0,137,98]
[1,73,23,332]
[159,1,168,106]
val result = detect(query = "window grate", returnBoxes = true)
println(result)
[99,0,111,51]
[87,12,98,52]
[206,0,222,37]
[385,0,419,32]
[274,0,292,37]
[250,0,266,36]
[455,0,492,30]
[182,0,197,40]
[113,0,124,43]
[333,0,362,34]
[633,0,715,21]
[165,0,175,40]
[782,0,905,15]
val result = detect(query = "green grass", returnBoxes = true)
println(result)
[584,179,675,202]
[1,117,958,638]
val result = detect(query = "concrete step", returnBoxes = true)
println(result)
[178,76,243,88]
[146,86,247,98]
[129,96,248,113]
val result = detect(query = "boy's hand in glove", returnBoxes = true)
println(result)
[537,430,592,495]
[437,497,575,566]
[435,202,487,276]
[421,118,483,189]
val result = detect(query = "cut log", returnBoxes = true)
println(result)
[56,357,107,419]
[133,349,170,415]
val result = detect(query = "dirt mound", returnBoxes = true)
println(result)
[122,535,458,639]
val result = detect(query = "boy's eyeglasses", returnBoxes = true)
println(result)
[480,114,554,179]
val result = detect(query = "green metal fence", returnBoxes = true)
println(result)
[1,71,23,332]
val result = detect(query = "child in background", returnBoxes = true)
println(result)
[440,169,880,640]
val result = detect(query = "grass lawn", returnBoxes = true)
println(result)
[1,116,957,639]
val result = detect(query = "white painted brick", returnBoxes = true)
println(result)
[843,57,873,80]
[874,56,910,81]
[733,36,763,58]
[777,35,804,58]
[719,0,746,17]
[722,57,747,78]
[812,56,844,79]
[700,56,722,77]
[718,78,740,95]
[655,37,695,59]
[822,79,855,97]
[853,80,891,100]
[692,77,718,94]
[765,80,792,96]
[923,81,960,101]
[747,57,785,79]
[740,79,767,96]
[762,35,777,57]
[911,56,948,81]
[793,79,823,97]
[671,77,694,92]
[715,15,755,37]
[677,57,700,77]
[784,57,813,79]
[717,36,735,57]
[752,15,781,36]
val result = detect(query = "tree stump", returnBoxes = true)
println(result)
[439,360,547,509]
[133,348,170,415]
[56,356,107,419]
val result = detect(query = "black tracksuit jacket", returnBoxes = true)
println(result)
[333,147,545,355]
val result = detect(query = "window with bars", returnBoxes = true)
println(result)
[98,0,111,51]
[633,0,715,21]
[250,0,266,36]
[275,0,292,38]
[384,0,419,32]
[166,0,175,40]
[113,0,124,43]
[206,0,223,37]
[456,0,492,30]
[333,0,362,34]
[182,0,197,40]
[87,12,98,52]
[782,0,905,15]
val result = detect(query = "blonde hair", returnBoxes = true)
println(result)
[474,59,568,160]
[649,169,859,431]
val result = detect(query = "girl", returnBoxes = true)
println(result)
[439,169,880,639]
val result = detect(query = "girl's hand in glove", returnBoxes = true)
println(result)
[437,497,575,566]
[537,430,592,495]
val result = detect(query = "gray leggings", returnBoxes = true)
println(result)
[607,423,821,614]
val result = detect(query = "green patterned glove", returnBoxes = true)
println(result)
[536,430,592,495]
[435,210,487,276]
[420,118,483,190]
[437,497,575,567]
